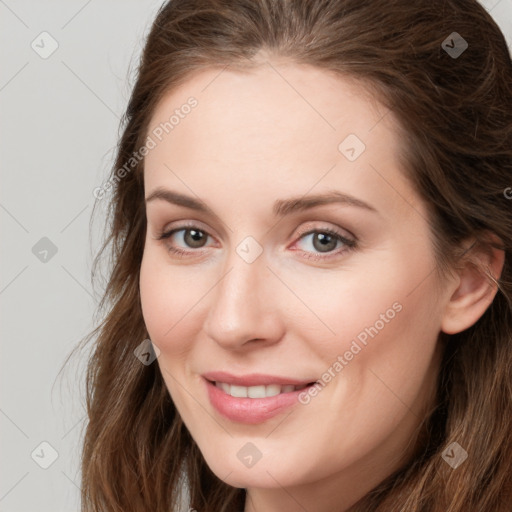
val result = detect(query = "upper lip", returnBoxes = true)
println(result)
[202,371,317,387]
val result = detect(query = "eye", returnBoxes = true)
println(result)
[173,227,209,249]
[292,227,357,261]
[155,224,214,258]
[155,223,357,261]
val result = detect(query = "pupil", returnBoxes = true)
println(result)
[314,233,336,252]
[186,229,205,248]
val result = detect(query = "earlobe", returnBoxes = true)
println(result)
[441,238,505,335]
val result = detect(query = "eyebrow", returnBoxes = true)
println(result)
[145,187,378,217]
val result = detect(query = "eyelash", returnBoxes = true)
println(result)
[155,222,357,262]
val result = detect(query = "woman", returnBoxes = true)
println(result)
[78,0,512,510]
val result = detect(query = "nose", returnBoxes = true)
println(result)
[202,248,285,351]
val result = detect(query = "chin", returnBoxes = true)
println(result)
[204,454,301,489]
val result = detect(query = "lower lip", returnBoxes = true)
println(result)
[204,378,313,424]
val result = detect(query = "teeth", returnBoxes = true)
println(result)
[215,382,308,398]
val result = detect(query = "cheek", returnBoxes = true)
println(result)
[139,258,169,343]
[139,247,201,353]
[300,247,442,392]
[285,265,442,473]
[316,276,441,436]
[139,249,205,409]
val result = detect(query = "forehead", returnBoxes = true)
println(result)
[147,62,391,155]
[143,61,423,223]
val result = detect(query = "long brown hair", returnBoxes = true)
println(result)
[75,0,512,510]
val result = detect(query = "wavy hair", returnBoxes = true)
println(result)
[75,0,512,510]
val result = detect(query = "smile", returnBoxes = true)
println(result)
[204,378,318,424]
[213,381,311,398]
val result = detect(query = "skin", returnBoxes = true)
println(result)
[139,53,502,512]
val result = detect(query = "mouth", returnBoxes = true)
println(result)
[203,377,319,424]
[206,379,317,399]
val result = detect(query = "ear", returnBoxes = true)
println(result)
[441,235,505,335]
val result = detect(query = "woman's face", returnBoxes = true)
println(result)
[139,59,454,509]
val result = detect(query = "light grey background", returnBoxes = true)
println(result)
[1,1,511,510]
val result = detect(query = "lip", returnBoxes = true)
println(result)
[202,375,318,425]
[202,371,316,387]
